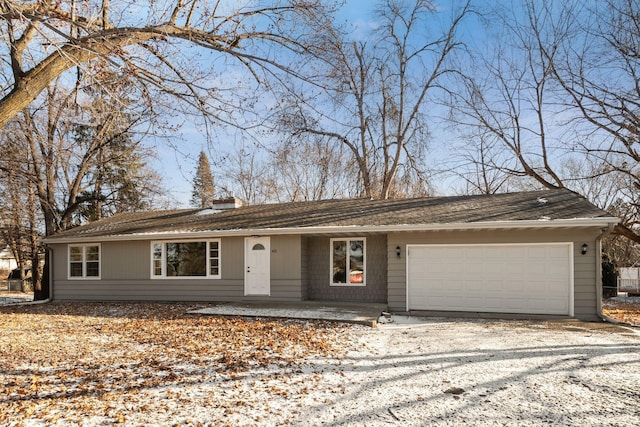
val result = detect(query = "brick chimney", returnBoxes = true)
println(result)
[211,197,243,210]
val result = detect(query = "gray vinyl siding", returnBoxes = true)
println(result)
[51,235,304,302]
[50,226,603,320]
[388,228,603,321]
[300,237,310,300]
[99,240,149,279]
[306,234,387,303]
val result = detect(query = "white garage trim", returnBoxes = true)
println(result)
[406,243,574,316]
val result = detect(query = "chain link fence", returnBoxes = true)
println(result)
[0,278,33,292]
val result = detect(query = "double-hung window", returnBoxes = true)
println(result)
[151,240,221,279]
[330,238,365,286]
[68,244,101,279]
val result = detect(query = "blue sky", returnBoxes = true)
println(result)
[150,0,389,206]
[150,0,476,207]
[150,0,542,207]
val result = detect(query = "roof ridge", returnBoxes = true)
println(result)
[44,188,615,242]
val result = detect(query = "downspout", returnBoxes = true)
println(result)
[595,223,615,321]
[42,244,53,302]
[49,246,53,301]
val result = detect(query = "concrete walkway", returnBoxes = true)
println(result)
[190,301,387,327]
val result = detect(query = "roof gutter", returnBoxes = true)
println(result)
[42,217,621,244]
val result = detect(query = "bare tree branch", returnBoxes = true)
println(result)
[0,0,333,129]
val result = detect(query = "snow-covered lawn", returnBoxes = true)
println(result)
[1,302,639,426]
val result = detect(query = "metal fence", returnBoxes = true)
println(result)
[0,279,31,292]
[618,278,640,294]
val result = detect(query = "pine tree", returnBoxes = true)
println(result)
[191,151,215,208]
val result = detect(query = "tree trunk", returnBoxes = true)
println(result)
[36,256,50,301]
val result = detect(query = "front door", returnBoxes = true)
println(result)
[245,237,271,296]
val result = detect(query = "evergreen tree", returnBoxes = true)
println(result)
[191,151,215,208]
[0,77,162,299]
[73,104,160,223]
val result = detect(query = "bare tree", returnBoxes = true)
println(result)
[552,0,640,221]
[449,0,640,245]
[562,156,640,267]
[217,144,273,205]
[275,0,471,199]
[0,0,334,129]
[448,0,580,191]
[0,77,162,298]
[269,135,355,202]
[444,132,520,195]
[72,95,163,222]
[0,168,40,289]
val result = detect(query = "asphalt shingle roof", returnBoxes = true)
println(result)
[46,189,615,241]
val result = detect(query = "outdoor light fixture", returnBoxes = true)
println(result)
[396,245,401,258]
[581,243,588,255]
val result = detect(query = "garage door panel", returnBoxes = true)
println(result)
[408,244,572,315]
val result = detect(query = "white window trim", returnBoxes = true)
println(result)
[150,239,221,279]
[330,237,366,287]
[68,243,101,280]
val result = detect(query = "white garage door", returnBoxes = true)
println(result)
[407,243,573,315]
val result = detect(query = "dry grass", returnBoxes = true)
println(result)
[2,300,638,425]
[0,302,351,426]
[603,299,640,326]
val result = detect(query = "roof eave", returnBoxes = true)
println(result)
[42,217,620,244]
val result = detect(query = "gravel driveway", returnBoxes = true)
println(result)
[295,317,640,427]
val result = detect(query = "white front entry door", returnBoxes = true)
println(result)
[245,237,271,296]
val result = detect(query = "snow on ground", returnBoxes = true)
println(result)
[191,304,377,324]
[0,292,33,305]
[1,303,639,426]
[298,316,640,426]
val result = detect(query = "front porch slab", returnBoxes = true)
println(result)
[189,301,387,327]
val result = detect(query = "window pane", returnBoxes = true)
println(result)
[70,262,83,277]
[153,243,162,260]
[153,260,162,276]
[152,243,163,276]
[86,245,100,261]
[166,242,206,277]
[70,246,83,262]
[332,240,347,283]
[209,252,219,276]
[349,240,364,284]
[208,241,220,277]
[86,261,100,277]
[252,243,265,250]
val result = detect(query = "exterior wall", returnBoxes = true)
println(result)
[49,226,604,320]
[0,247,17,271]
[50,235,304,302]
[0,258,17,271]
[306,234,387,303]
[388,228,603,321]
[300,237,310,300]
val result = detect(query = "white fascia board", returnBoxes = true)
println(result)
[42,217,620,244]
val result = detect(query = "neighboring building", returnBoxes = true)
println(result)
[0,246,17,272]
[619,267,640,295]
[42,190,619,321]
